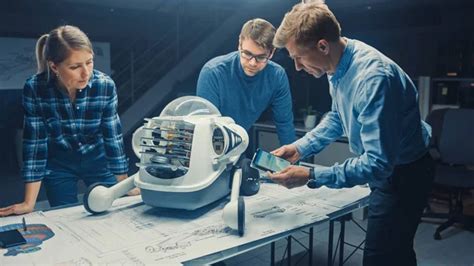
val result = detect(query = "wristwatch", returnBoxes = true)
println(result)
[306,167,318,189]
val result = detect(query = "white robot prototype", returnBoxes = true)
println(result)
[83,96,260,236]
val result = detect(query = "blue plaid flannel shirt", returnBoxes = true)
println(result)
[22,69,128,183]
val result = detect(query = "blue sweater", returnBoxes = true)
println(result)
[196,51,295,145]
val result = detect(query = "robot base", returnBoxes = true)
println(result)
[140,171,231,210]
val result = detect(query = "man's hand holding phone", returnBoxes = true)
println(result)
[267,165,310,189]
[271,144,301,163]
[251,148,291,173]
[266,144,311,189]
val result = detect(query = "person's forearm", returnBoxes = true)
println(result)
[24,181,42,207]
[116,174,141,196]
[294,111,343,158]
[116,173,128,182]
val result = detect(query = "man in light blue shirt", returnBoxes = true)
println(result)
[269,2,434,265]
[196,18,296,145]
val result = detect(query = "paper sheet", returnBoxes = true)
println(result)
[0,184,369,265]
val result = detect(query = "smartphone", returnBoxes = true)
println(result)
[251,148,291,173]
[0,229,27,248]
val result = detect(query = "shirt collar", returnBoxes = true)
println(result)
[85,70,94,89]
[46,70,94,95]
[329,38,354,83]
[45,74,67,96]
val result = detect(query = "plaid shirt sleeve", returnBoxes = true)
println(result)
[21,80,49,183]
[101,79,128,175]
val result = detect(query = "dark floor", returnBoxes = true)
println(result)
[220,215,474,266]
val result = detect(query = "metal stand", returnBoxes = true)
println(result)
[327,213,366,266]
[269,212,367,266]
[270,227,315,265]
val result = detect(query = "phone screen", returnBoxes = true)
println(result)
[251,149,291,173]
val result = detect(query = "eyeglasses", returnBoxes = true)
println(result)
[239,49,270,63]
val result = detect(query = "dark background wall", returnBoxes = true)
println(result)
[1,0,473,187]
[1,0,473,114]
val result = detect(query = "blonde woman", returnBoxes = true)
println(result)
[0,25,136,216]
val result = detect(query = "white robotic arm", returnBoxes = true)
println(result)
[222,169,245,236]
[83,174,137,214]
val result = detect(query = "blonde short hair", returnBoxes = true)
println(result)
[273,2,341,49]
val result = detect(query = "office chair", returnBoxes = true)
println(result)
[424,108,474,240]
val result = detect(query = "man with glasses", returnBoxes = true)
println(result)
[197,18,296,146]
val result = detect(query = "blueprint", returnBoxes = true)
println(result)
[0,184,369,265]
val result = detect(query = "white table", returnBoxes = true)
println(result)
[0,183,369,265]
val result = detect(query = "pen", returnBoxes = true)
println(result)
[22,217,27,232]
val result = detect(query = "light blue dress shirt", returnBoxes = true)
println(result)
[295,38,431,189]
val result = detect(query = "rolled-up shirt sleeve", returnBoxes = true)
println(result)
[311,76,401,188]
[22,82,48,182]
[294,100,344,159]
[101,81,128,175]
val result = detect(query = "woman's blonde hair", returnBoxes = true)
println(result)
[35,25,93,75]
